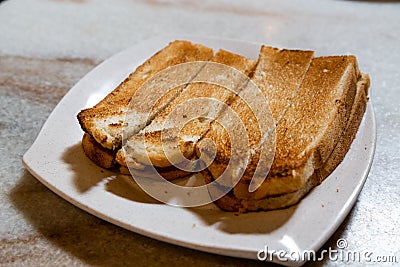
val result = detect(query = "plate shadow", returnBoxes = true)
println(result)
[62,142,160,204]
[187,204,296,234]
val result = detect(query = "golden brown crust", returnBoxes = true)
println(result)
[203,170,318,212]
[208,72,369,212]
[200,48,316,192]
[119,49,257,169]
[204,55,361,199]
[77,40,214,150]
[271,55,359,171]
[316,73,369,180]
[81,133,117,169]
[201,47,314,166]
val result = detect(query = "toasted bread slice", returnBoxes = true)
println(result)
[205,73,369,212]
[78,40,213,150]
[203,54,360,206]
[231,55,361,201]
[198,47,314,188]
[118,49,257,169]
[316,73,369,180]
[82,133,117,169]
[204,55,366,212]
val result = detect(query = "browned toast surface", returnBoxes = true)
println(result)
[273,56,360,171]
[200,47,314,186]
[204,55,359,197]
[78,40,213,150]
[82,133,117,169]
[205,73,369,211]
[119,49,257,168]
[316,73,369,180]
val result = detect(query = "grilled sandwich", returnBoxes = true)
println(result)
[77,40,369,212]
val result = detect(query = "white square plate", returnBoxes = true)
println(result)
[23,37,376,266]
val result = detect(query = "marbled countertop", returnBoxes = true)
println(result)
[0,0,399,266]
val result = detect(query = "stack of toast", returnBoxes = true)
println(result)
[77,40,370,212]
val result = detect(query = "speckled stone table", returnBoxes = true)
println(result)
[0,0,399,266]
